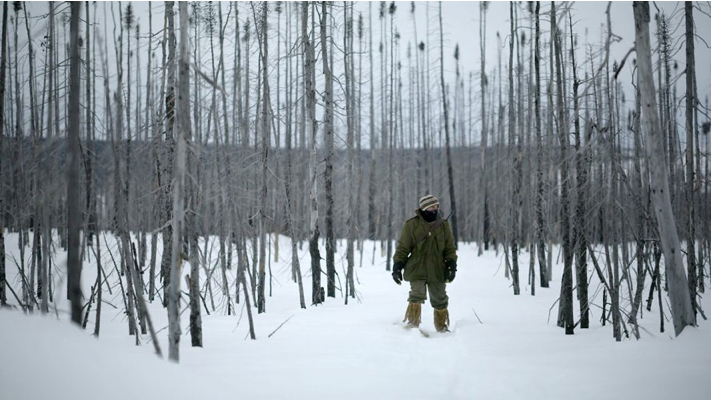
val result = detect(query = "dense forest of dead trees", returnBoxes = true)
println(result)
[1,1,710,360]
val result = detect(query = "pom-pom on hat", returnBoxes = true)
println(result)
[419,195,439,210]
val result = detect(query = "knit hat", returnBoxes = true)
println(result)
[419,195,439,210]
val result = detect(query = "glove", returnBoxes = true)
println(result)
[445,260,457,283]
[392,262,405,285]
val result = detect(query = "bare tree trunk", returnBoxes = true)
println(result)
[693,78,704,295]
[552,2,574,335]
[303,1,322,306]
[233,4,243,286]
[38,2,53,314]
[410,4,421,200]
[632,1,695,336]
[508,2,520,295]
[168,0,191,362]
[478,2,489,255]
[130,244,162,357]
[284,2,305,309]
[67,1,83,325]
[385,2,395,274]
[124,7,134,251]
[135,18,148,283]
[569,13,588,329]
[188,231,201,347]
[533,2,548,287]
[546,30,555,283]
[606,44,623,343]
[272,4,282,268]
[239,243,256,339]
[701,98,709,295]
[112,3,138,339]
[496,32,504,257]
[438,3,458,247]
[186,5,202,346]
[629,72,646,326]
[161,1,177,308]
[254,1,269,314]
[684,1,698,317]
[367,3,377,245]
[93,231,103,336]
[320,1,335,298]
[147,2,159,303]
[379,3,386,254]
[356,11,365,263]
[344,2,356,303]
[0,1,8,307]
[245,18,258,304]
[84,1,96,248]
[13,2,29,308]
[426,4,434,200]
[217,2,234,314]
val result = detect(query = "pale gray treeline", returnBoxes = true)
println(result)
[0,1,708,362]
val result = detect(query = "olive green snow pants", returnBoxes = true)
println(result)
[408,280,448,310]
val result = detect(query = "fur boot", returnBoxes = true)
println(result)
[434,308,450,332]
[403,302,422,328]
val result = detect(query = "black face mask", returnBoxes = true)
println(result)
[421,209,438,222]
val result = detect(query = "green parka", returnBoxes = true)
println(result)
[393,209,458,283]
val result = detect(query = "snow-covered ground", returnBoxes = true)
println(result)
[2,232,710,400]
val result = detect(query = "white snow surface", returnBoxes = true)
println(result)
[2,233,710,400]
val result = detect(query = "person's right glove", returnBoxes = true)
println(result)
[445,259,457,283]
[392,262,405,285]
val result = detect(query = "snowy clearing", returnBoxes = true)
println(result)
[2,233,710,400]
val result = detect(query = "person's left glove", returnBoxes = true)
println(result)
[445,260,457,283]
[392,262,405,285]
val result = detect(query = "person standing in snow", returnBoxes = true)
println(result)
[392,195,457,332]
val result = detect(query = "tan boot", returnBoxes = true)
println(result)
[403,302,422,328]
[434,308,450,332]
